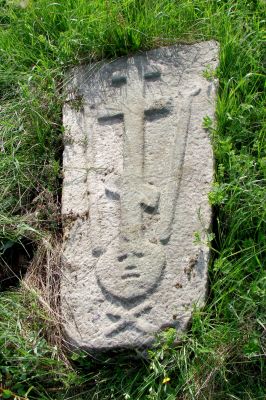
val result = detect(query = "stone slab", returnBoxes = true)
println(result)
[61,41,219,351]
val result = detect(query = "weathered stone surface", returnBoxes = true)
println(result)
[61,41,219,350]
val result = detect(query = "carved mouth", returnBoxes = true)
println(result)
[121,273,140,280]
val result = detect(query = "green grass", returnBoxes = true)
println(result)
[0,290,79,399]
[0,0,265,399]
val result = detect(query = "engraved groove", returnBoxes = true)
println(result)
[133,251,144,258]
[117,254,128,262]
[112,75,127,87]
[104,302,155,337]
[159,88,201,243]
[125,264,136,270]
[105,188,120,201]
[121,273,140,280]
[106,313,121,322]
[144,71,161,81]
[98,113,124,125]
[144,106,171,121]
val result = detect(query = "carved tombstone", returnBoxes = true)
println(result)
[61,41,219,350]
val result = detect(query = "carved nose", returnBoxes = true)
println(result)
[125,264,137,270]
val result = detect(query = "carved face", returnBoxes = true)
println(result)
[95,239,165,301]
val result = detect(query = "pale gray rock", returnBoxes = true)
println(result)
[61,41,219,350]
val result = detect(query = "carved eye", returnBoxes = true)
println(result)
[133,252,144,258]
[117,253,128,262]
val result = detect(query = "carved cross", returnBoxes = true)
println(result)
[105,303,156,337]
[97,66,200,243]
[98,66,166,243]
